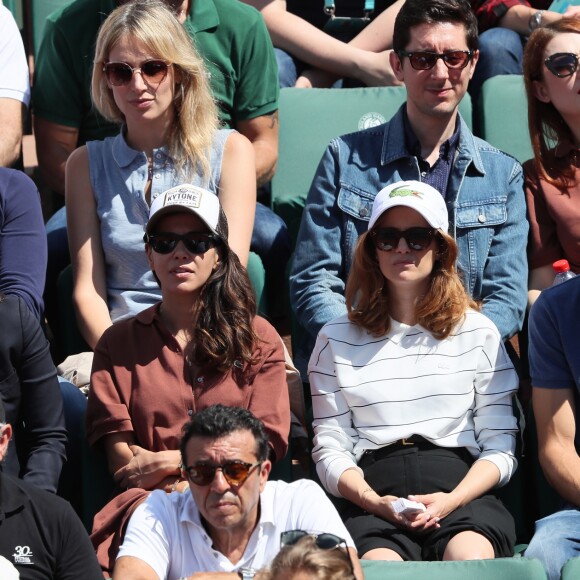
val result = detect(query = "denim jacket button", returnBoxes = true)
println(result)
[478,214,486,223]
[359,207,369,218]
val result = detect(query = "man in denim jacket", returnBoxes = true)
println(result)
[290,0,528,377]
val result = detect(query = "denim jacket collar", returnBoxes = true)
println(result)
[379,105,486,177]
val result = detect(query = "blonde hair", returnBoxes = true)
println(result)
[346,229,479,339]
[257,536,355,580]
[91,0,218,178]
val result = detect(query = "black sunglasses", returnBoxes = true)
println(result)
[370,227,435,251]
[183,460,261,486]
[144,231,221,255]
[398,50,472,71]
[103,59,171,86]
[544,52,579,78]
[281,530,348,550]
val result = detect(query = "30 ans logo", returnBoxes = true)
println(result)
[12,545,34,565]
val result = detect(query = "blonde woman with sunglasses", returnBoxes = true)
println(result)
[66,0,256,351]
[523,17,580,308]
[309,181,519,562]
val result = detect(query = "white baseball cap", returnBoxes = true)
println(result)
[146,184,227,238]
[368,181,449,233]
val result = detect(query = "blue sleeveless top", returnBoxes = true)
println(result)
[86,128,232,323]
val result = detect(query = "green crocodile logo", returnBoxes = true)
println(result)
[389,185,423,198]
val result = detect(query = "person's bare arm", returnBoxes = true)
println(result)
[533,387,580,506]
[244,0,402,87]
[528,264,554,309]
[236,112,278,187]
[218,132,256,266]
[103,432,182,490]
[498,5,579,35]
[114,557,240,580]
[34,116,79,195]
[113,557,160,580]
[0,98,24,167]
[65,146,112,348]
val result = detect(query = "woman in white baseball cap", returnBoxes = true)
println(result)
[85,186,290,573]
[309,180,519,563]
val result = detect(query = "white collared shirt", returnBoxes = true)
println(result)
[117,479,355,580]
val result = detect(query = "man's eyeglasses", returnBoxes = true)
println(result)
[182,460,262,486]
[544,52,579,78]
[398,50,472,71]
[370,227,435,251]
[144,232,221,255]
[103,60,171,86]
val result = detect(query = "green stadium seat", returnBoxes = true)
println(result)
[477,75,533,163]
[561,556,580,579]
[361,557,547,579]
[30,0,74,58]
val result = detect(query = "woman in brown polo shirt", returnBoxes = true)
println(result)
[523,18,580,307]
[85,186,290,575]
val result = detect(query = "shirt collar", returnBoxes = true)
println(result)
[402,107,460,162]
[0,474,27,522]
[184,0,219,34]
[111,129,171,170]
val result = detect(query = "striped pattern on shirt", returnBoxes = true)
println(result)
[308,310,519,497]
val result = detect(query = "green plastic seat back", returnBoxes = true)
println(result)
[30,0,74,58]
[477,75,533,163]
[361,557,547,579]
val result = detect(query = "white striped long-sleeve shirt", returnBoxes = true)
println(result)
[308,310,519,497]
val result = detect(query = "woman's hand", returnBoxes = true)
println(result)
[407,492,458,524]
[113,445,179,490]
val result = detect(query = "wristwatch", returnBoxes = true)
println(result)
[238,567,256,579]
[528,9,544,33]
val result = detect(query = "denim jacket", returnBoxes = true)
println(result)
[290,105,528,375]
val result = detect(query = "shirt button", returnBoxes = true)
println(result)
[421,171,427,177]
[156,153,162,159]
[478,214,486,223]
[359,207,369,218]
[155,174,160,179]
[196,376,204,383]
[188,409,193,416]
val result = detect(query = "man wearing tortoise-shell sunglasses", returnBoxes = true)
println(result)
[113,405,363,580]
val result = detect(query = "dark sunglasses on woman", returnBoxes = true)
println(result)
[182,460,262,486]
[370,227,435,252]
[103,59,171,86]
[143,231,221,255]
[397,50,472,70]
[544,52,579,78]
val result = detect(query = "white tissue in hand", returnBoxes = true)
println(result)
[391,498,426,515]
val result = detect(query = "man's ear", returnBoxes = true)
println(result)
[0,424,12,462]
[258,459,272,492]
[390,49,405,83]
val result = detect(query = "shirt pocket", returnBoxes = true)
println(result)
[337,183,376,224]
[455,197,507,229]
